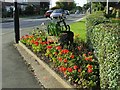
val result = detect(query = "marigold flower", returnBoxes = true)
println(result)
[67,68,73,72]
[73,65,78,70]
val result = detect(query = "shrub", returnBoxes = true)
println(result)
[86,11,111,50]
[90,23,120,89]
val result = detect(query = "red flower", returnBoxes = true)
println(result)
[70,54,74,59]
[61,49,69,54]
[58,57,62,62]
[62,67,67,72]
[67,68,73,72]
[56,46,62,50]
[59,66,67,72]
[47,45,52,49]
[34,41,39,46]
[73,65,78,70]
[63,59,68,63]
[89,57,93,61]
[85,57,89,61]
[87,69,93,73]
[87,64,93,69]
[40,42,47,45]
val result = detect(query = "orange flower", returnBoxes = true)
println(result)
[78,68,82,72]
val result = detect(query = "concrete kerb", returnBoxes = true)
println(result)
[18,41,73,88]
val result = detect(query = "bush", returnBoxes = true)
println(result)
[86,11,111,50]
[90,23,120,89]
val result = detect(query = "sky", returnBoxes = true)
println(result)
[51,0,87,8]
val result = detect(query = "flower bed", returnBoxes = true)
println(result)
[20,29,100,89]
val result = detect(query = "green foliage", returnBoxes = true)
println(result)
[24,5,34,15]
[92,23,120,89]
[86,11,111,49]
[47,22,61,36]
[56,2,76,11]
[86,11,120,89]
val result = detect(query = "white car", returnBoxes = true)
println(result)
[50,9,66,19]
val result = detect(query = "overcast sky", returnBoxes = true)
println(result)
[51,0,87,7]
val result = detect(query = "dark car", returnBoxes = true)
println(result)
[44,10,53,18]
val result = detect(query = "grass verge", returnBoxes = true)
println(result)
[70,18,86,42]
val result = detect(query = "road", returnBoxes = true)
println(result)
[2,14,85,34]
[1,14,85,88]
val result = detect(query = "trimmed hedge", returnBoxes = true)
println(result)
[92,23,120,89]
[86,11,110,50]
[86,12,120,89]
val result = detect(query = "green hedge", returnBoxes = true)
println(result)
[88,23,120,89]
[86,12,120,89]
[86,11,110,50]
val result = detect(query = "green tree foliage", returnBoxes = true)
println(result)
[24,5,34,15]
[55,2,76,10]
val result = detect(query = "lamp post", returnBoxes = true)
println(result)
[14,1,20,43]
[106,0,109,14]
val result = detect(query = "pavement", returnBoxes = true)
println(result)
[2,27,43,88]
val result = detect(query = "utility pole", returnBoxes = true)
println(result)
[14,1,20,43]
[106,0,109,14]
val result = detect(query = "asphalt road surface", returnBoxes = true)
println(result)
[2,14,85,34]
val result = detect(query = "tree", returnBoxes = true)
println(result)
[55,1,76,10]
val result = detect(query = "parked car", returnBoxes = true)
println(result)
[44,10,53,18]
[65,10,70,15]
[50,9,66,19]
